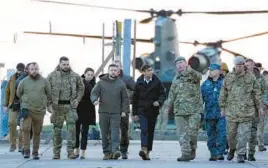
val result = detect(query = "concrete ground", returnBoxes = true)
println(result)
[0,141,267,168]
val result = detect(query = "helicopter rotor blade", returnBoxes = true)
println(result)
[139,17,154,24]
[34,1,268,16]
[182,10,268,15]
[221,47,247,58]
[23,31,153,43]
[33,0,151,13]
[222,31,268,43]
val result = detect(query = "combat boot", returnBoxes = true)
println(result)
[67,153,76,159]
[248,154,256,161]
[103,153,112,160]
[237,155,245,163]
[145,151,151,160]
[112,151,121,160]
[217,155,224,160]
[139,147,150,160]
[227,149,235,161]
[52,154,60,160]
[24,149,30,159]
[190,149,196,160]
[209,156,217,161]
[177,154,191,162]
[121,152,128,159]
[259,146,267,152]
[244,152,247,160]
[9,144,16,152]
[32,152,40,160]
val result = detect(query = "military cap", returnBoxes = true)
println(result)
[233,56,245,65]
[209,64,221,71]
[174,56,186,63]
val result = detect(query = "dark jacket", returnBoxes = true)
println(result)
[90,74,129,114]
[118,69,135,91]
[201,75,224,119]
[118,69,135,104]
[77,76,96,125]
[132,74,166,116]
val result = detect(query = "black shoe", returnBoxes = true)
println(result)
[32,152,40,160]
[248,154,256,161]
[24,150,30,159]
[177,155,191,162]
[33,155,40,160]
[237,155,245,163]
[75,155,79,159]
[112,151,121,160]
[259,146,267,152]
[21,149,24,155]
[227,149,235,161]
[244,152,247,160]
[80,156,85,159]
[218,155,224,160]
[121,152,128,159]
[209,157,217,161]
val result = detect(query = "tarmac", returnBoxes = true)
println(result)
[0,140,267,168]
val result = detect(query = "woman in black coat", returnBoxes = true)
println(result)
[75,68,96,159]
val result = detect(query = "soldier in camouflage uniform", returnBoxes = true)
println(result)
[244,59,267,161]
[219,56,262,163]
[47,56,84,159]
[255,63,268,152]
[163,56,203,162]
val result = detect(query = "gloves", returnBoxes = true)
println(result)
[21,108,29,119]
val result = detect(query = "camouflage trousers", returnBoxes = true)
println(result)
[257,115,268,148]
[227,120,252,155]
[120,113,129,153]
[205,118,227,156]
[248,117,259,155]
[51,105,78,156]
[175,113,201,156]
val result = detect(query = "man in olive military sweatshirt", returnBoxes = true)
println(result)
[91,64,129,160]
[17,62,52,160]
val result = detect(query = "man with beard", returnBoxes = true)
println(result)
[244,59,267,161]
[112,60,135,159]
[47,56,84,159]
[219,56,262,163]
[16,62,52,159]
[4,63,25,152]
[163,56,203,162]
[91,64,129,160]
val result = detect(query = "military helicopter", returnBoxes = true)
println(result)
[25,0,268,125]
[28,0,268,80]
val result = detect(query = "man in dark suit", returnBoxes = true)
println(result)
[132,65,166,160]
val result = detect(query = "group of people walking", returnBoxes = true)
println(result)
[3,55,267,163]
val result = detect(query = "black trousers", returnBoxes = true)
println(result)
[75,118,89,150]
